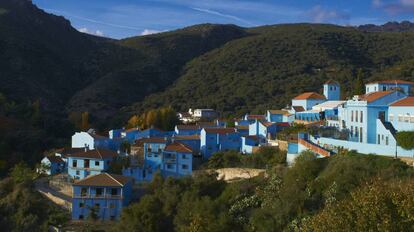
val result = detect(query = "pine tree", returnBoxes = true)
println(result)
[353,69,365,95]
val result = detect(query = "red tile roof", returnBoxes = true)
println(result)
[164,142,193,153]
[176,125,200,130]
[173,135,200,140]
[292,106,305,112]
[246,115,266,120]
[262,122,276,127]
[293,92,326,100]
[204,128,236,134]
[45,155,64,163]
[276,122,290,127]
[390,97,414,106]
[73,173,132,187]
[359,91,394,103]
[367,79,414,85]
[135,137,168,145]
[267,110,291,115]
[66,149,118,160]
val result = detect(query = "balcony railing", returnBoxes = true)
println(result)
[73,194,123,199]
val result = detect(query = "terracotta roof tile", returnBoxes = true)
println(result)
[66,149,118,160]
[73,173,132,187]
[176,125,200,130]
[262,122,276,127]
[293,92,326,100]
[173,135,200,140]
[267,110,291,115]
[135,137,169,145]
[390,97,414,106]
[292,106,305,112]
[359,91,394,103]
[246,115,266,120]
[204,128,236,134]
[46,155,64,163]
[164,142,193,153]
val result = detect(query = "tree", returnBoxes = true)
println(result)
[396,131,414,158]
[10,162,35,184]
[81,111,89,131]
[127,115,140,129]
[353,68,365,95]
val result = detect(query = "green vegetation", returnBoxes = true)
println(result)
[110,151,413,232]
[207,147,286,169]
[0,163,69,231]
[396,131,414,150]
[127,24,414,117]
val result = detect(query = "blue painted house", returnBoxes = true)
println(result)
[72,173,133,221]
[66,149,118,179]
[162,142,193,177]
[365,80,413,95]
[292,92,326,111]
[72,132,118,151]
[241,135,264,154]
[175,125,201,135]
[249,120,278,140]
[172,135,201,154]
[39,155,65,175]
[266,110,294,123]
[200,128,241,159]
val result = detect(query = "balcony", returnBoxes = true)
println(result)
[73,193,123,199]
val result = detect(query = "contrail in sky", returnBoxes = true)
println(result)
[191,7,258,26]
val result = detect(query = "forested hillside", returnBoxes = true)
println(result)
[2,0,414,170]
[126,24,414,117]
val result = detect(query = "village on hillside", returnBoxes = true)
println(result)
[37,79,414,222]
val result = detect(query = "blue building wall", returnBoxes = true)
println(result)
[388,105,414,131]
[292,99,326,110]
[366,83,411,95]
[68,157,112,179]
[72,182,132,220]
[323,83,340,101]
[200,130,241,159]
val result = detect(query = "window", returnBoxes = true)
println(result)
[95,161,100,166]
[107,160,110,165]
[72,160,77,167]
[95,188,103,197]
[110,203,115,209]
[330,86,333,91]
[350,126,353,136]
[81,188,88,196]
[378,134,380,144]
[76,170,80,175]
[182,164,189,170]
[182,154,187,159]
[79,215,84,220]
[386,136,389,145]
[398,114,403,122]
[167,164,173,169]
[355,110,358,122]
[366,87,369,92]
[360,127,363,143]
[154,154,158,158]
[111,188,118,196]
[360,111,363,123]
[410,116,414,123]
[375,86,377,91]
[79,202,84,208]
[94,203,100,208]
[351,111,354,122]
[405,114,410,123]
[383,86,386,91]
[389,114,394,121]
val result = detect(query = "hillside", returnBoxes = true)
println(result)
[125,24,414,117]
[66,24,248,122]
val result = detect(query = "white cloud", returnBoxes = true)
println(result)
[374,0,414,14]
[140,29,162,36]
[305,5,350,24]
[77,27,105,37]
[191,7,257,26]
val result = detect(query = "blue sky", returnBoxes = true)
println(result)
[33,0,414,39]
